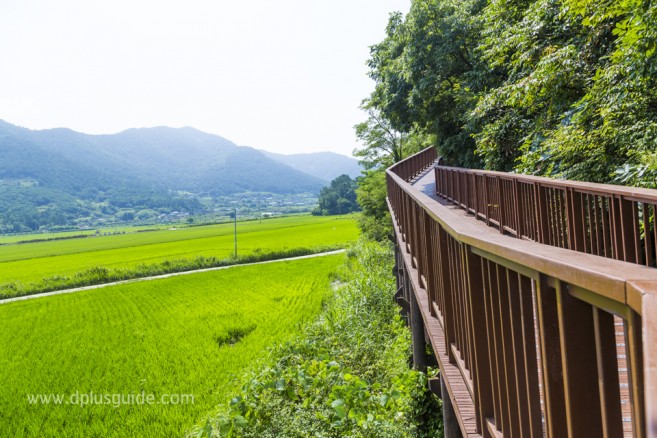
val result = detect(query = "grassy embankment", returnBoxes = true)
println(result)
[195,241,443,437]
[0,214,358,298]
[0,255,343,437]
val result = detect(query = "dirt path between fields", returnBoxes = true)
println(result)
[0,249,346,305]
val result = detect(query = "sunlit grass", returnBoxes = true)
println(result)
[0,214,358,297]
[0,255,343,437]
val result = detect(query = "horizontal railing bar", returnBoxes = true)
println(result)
[568,285,632,320]
[471,246,539,281]
[486,418,504,438]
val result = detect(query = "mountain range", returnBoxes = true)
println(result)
[0,120,361,232]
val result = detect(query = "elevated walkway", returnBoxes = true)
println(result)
[387,147,657,438]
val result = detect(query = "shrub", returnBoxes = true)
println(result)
[192,240,442,437]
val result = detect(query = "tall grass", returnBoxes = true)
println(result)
[194,240,442,437]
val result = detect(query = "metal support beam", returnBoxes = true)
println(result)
[442,375,464,438]
[410,287,427,372]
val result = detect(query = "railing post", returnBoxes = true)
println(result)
[498,176,505,234]
[536,184,550,245]
[556,282,603,437]
[483,176,491,227]
[535,275,568,437]
[619,196,640,264]
[627,309,646,437]
[592,308,623,437]
[464,246,494,434]
[512,179,521,238]
[565,188,584,251]
[642,291,657,437]
[423,210,436,315]
[439,227,456,363]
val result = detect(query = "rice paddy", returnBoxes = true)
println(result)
[0,254,343,437]
[0,214,358,298]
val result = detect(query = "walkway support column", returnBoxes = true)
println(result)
[409,285,427,372]
[441,375,463,438]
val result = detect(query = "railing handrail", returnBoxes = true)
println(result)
[387,147,438,182]
[386,147,657,437]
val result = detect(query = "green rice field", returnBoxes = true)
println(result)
[0,255,343,437]
[0,214,357,297]
[0,226,159,245]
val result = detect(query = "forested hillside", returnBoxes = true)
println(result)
[0,122,325,194]
[0,121,327,232]
[355,0,657,238]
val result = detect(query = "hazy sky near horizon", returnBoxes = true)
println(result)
[0,0,410,157]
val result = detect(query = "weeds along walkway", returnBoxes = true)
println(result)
[0,249,346,305]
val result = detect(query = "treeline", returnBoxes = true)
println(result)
[353,0,657,238]
[0,183,200,233]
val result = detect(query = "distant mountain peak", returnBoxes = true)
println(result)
[0,120,326,189]
[0,119,332,232]
[263,150,362,182]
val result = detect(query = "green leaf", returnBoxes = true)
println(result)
[196,420,213,438]
[233,415,248,427]
[219,422,232,438]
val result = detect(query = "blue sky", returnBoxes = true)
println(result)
[0,0,410,156]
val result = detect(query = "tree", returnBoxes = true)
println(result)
[361,0,657,187]
[354,102,408,169]
[313,175,360,216]
[352,102,434,240]
[365,0,489,168]
[355,170,391,241]
[354,0,657,242]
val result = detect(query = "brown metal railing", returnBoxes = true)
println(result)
[390,146,438,182]
[436,166,657,268]
[387,148,657,437]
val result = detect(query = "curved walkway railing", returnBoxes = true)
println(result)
[387,147,657,437]
[436,166,657,268]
